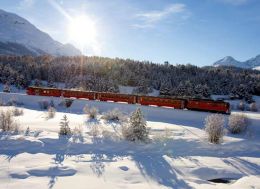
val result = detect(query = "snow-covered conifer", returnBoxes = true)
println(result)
[124,108,149,142]
[59,115,71,136]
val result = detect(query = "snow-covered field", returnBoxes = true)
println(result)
[0,92,260,189]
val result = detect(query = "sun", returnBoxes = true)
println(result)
[68,15,98,52]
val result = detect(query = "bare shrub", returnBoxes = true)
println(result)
[84,105,98,119]
[72,125,84,143]
[47,106,56,119]
[205,114,225,144]
[122,108,149,142]
[89,124,100,137]
[228,114,248,134]
[0,110,18,132]
[249,103,258,112]
[38,100,49,110]
[59,98,73,108]
[59,115,72,136]
[153,127,172,142]
[237,101,245,111]
[12,107,24,116]
[101,108,126,122]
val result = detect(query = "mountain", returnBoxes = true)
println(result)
[213,55,260,70]
[0,9,81,56]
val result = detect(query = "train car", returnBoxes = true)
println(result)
[26,86,231,114]
[186,99,230,114]
[137,96,185,109]
[62,89,96,100]
[26,86,62,97]
[96,92,137,104]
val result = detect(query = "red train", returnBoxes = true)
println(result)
[26,86,230,114]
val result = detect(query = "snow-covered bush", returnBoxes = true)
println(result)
[59,115,72,136]
[84,105,98,119]
[47,106,56,119]
[101,108,126,122]
[0,110,18,132]
[228,114,248,134]
[153,127,172,142]
[237,101,245,111]
[122,108,149,142]
[72,125,84,143]
[205,114,225,144]
[38,100,49,110]
[89,124,100,137]
[249,103,258,112]
[102,129,120,141]
[12,107,24,116]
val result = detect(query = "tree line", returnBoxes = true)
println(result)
[0,55,259,101]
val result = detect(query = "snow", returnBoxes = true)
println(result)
[0,92,260,189]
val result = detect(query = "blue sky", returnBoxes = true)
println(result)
[1,0,260,66]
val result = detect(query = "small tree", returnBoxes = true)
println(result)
[25,126,30,136]
[205,114,225,144]
[228,114,248,134]
[123,108,149,142]
[0,110,15,132]
[59,115,71,136]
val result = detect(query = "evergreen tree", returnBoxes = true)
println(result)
[59,115,71,136]
[126,108,149,142]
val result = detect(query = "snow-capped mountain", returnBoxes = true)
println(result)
[213,55,260,70]
[0,9,81,56]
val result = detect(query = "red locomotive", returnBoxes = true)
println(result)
[26,86,230,114]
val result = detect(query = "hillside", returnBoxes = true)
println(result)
[0,56,260,102]
[0,9,81,56]
[213,55,260,70]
